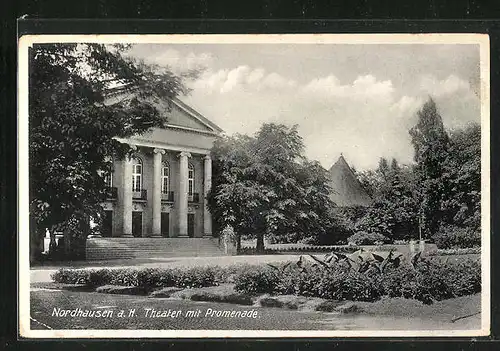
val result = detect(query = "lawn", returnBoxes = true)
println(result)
[30,288,481,331]
[30,289,325,330]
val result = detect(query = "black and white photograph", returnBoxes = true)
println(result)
[18,34,490,338]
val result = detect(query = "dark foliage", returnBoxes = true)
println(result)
[432,225,481,249]
[233,256,481,304]
[347,231,391,245]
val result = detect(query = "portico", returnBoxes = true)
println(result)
[100,96,222,241]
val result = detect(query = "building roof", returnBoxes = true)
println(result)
[105,85,224,135]
[327,155,372,207]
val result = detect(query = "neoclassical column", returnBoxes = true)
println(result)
[122,156,133,237]
[178,151,191,237]
[152,148,165,237]
[203,154,213,237]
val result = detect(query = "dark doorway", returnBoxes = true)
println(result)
[161,213,170,237]
[102,210,113,237]
[132,211,143,238]
[188,213,195,238]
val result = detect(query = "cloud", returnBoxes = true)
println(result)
[185,71,423,170]
[127,44,480,171]
[192,66,297,94]
[419,74,471,97]
[302,74,395,106]
[132,50,479,170]
[136,48,214,73]
[417,74,480,129]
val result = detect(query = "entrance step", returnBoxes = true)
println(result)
[85,237,225,260]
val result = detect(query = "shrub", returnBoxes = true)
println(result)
[314,269,382,302]
[432,225,481,249]
[234,256,481,305]
[286,269,323,297]
[347,231,390,245]
[440,259,481,297]
[412,261,455,303]
[299,236,319,245]
[137,268,177,290]
[52,268,89,284]
[53,258,481,305]
[52,266,222,289]
[234,266,279,294]
[369,258,481,304]
[88,269,115,287]
[107,269,138,286]
[267,232,302,244]
[174,267,220,288]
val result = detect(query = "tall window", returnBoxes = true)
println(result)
[161,162,170,194]
[104,172,113,188]
[132,158,142,192]
[188,163,195,195]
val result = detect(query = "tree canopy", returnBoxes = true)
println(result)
[352,97,480,243]
[409,98,451,237]
[208,123,337,252]
[29,43,197,259]
[354,158,419,240]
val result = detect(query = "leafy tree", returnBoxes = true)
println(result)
[208,123,337,252]
[355,100,480,244]
[354,159,419,240]
[29,43,196,261]
[441,123,481,230]
[355,169,378,198]
[378,157,390,181]
[409,98,450,237]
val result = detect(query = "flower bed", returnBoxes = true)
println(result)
[52,255,481,306]
[233,258,481,305]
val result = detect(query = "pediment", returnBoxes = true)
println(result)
[165,99,218,133]
[105,87,223,135]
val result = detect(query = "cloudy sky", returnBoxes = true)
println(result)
[128,43,481,170]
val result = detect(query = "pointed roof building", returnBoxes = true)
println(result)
[327,154,372,207]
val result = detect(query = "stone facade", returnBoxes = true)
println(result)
[100,98,223,239]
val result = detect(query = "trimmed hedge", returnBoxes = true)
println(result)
[52,266,225,290]
[233,266,279,294]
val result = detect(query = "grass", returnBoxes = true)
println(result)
[30,289,325,330]
[30,287,482,331]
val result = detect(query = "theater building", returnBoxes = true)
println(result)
[99,96,223,240]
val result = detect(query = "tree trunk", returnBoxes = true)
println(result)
[30,220,44,265]
[236,233,241,253]
[63,217,89,261]
[256,233,265,253]
[49,229,57,255]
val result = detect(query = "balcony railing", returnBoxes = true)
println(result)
[105,186,118,200]
[132,189,147,200]
[188,192,200,203]
[161,191,175,202]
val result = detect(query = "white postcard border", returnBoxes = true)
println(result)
[18,33,491,338]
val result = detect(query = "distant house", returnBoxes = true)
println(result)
[327,155,372,207]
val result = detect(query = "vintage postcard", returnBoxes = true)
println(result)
[18,33,490,338]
